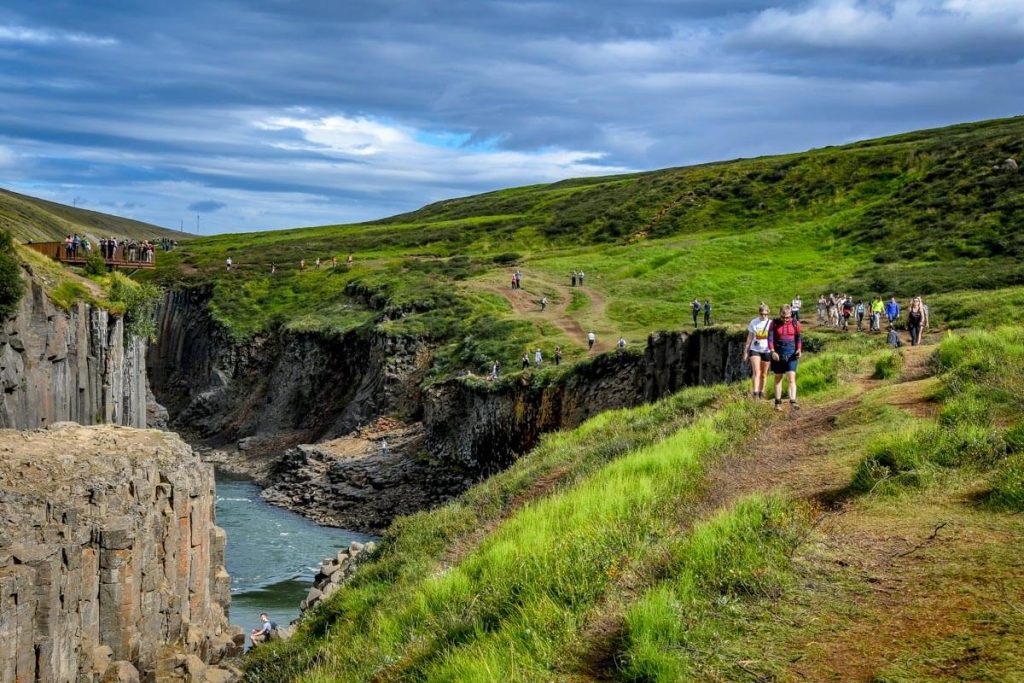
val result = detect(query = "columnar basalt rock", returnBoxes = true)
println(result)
[0,276,155,429]
[0,424,243,682]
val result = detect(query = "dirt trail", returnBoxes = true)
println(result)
[474,272,613,352]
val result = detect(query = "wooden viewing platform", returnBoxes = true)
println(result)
[23,241,157,270]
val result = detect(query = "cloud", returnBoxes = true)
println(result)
[0,24,117,47]
[187,200,227,213]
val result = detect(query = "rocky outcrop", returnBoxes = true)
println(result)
[300,540,378,615]
[0,277,153,429]
[0,423,244,682]
[260,329,746,533]
[148,288,427,452]
[424,328,747,477]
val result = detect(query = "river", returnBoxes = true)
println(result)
[214,472,375,644]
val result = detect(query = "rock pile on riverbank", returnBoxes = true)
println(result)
[300,540,379,615]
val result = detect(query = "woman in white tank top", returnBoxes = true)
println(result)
[744,303,772,399]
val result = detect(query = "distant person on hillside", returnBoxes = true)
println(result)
[703,299,712,326]
[554,346,562,366]
[347,254,353,267]
[841,297,853,331]
[617,336,626,357]
[380,439,389,455]
[855,300,866,330]
[331,256,338,269]
[540,296,548,311]
[588,330,596,351]
[534,348,543,368]
[225,257,233,271]
[251,613,276,646]
[907,297,926,346]
[490,360,501,380]
[270,263,276,274]
[768,303,802,411]
[791,295,802,322]
[511,274,518,289]
[522,352,530,370]
[300,259,306,271]
[691,299,701,328]
[745,303,772,399]
[817,295,826,325]
[886,325,902,348]
[515,269,523,289]
[571,271,577,287]
[578,271,585,286]
[315,257,321,270]
[885,297,900,324]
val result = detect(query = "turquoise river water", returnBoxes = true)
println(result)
[214,472,375,644]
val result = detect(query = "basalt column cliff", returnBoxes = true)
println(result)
[0,424,243,683]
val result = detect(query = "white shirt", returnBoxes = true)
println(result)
[791,298,801,311]
[534,350,542,362]
[748,317,771,353]
[587,332,596,341]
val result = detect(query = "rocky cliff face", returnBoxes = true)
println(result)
[148,288,427,453]
[0,276,151,430]
[0,423,243,683]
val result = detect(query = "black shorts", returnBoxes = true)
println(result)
[751,351,771,362]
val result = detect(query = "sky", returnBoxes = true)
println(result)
[1,1,1022,234]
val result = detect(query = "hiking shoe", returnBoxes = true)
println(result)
[790,400,800,410]
[774,399,782,411]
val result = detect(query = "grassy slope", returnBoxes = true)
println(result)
[246,329,1024,681]
[0,187,189,242]
[150,116,1024,377]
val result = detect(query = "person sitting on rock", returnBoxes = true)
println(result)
[251,612,276,646]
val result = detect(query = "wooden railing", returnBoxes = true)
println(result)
[23,241,157,269]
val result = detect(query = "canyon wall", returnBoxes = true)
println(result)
[0,276,150,430]
[0,423,243,683]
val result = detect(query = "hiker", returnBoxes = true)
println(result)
[522,352,530,370]
[511,274,518,289]
[380,439,389,455]
[817,294,826,325]
[768,303,802,411]
[885,297,900,325]
[225,257,233,271]
[515,269,523,289]
[791,295,802,322]
[886,325,902,348]
[300,259,306,271]
[534,348,543,368]
[270,263,276,274]
[490,360,501,380]
[315,257,321,270]
[251,613,276,646]
[841,297,853,331]
[554,346,562,366]
[617,336,626,357]
[907,296,926,346]
[571,271,577,287]
[578,271,585,286]
[540,296,548,311]
[703,299,712,326]
[871,296,884,332]
[347,254,353,267]
[587,330,596,351]
[691,299,701,328]
[745,303,772,399]
[332,256,338,269]
[855,300,866,330]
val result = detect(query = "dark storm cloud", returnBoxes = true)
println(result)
[0,1,1022,232]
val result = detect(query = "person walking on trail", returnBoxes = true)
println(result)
[817,294,827,325]
[855,300,866,330]
[251,613,276,646]
[515,270,523,290]
[540,296,548,311]
[841,297,853,331]
[521,352,530,370]
[554,346,562,366]
[617,336,626,357]
[225,257,233,271]
[332,256,338,269]
[691,299,701,328]
[534,348,543,368]
[745,303,772,399]
[578,271,585,286]
[703,299,712,326]
[347,254,353,266]
[907,296,926,346]
[490,360,501,380]
[571,271,577,287]
[791,295,802,322]
[587,330,596,351]
[768,303,802,412]
[315,257,321,270]
[511,274,518,289]
[885,296,900,325]
[270,263,276,274]
[871,296,884,332]
[300,259,306,271]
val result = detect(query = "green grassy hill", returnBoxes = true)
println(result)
[0,187,189,242]
[151,115,1024,378]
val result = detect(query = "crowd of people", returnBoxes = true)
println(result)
[61,233,176,263]
[814,292,929,339]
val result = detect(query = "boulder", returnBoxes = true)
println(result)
[101,661,140,683]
